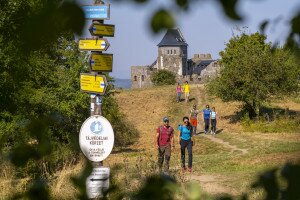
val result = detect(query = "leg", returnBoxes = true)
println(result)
[158,146,165,171]
[180,140,187,169]
[187,140,193,169]
[204,119,209,133]
[164,145,171,173]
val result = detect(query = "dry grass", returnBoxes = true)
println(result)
[1,84,299,199]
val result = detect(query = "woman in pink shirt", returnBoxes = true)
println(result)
[176,83,182,102]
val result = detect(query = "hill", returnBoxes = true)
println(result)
[107,84,300,198]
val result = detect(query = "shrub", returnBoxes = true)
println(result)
[151,70,176,86]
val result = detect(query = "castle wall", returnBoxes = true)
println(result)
[131,66,154,89]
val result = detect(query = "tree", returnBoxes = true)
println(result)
[151,69,176,86]
[207,32,300,118]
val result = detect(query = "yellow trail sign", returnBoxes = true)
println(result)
[80,74,107,94]
[89,24,115,37]
[79,39,110,51]
[90,53,113,72]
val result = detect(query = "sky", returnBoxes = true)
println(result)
[77,0,300,79]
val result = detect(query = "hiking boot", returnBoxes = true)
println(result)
[188,167,192,172]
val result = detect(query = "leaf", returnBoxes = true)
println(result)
[291,11,300,34]
[218,0,242,21]
[150,9,175,33]
[259,20,269,35]
[175,0,189,10]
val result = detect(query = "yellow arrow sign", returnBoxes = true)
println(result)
[89,24,115,37]
[90,53,113,72]
[80,74,107,94]
[79,39,110,51]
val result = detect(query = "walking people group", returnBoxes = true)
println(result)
[175,81,190,103]
[202,104,218,135]
[155,106,218,174]
[155,116,194,173]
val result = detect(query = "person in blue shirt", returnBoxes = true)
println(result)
[202,105,211,134]
[178,116,195,172]
[210,107,217,134]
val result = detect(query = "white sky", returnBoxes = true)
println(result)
[77,0,300,79]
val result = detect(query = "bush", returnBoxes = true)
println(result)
[151,69,176,86]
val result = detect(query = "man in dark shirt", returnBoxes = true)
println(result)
[155,117,175,173]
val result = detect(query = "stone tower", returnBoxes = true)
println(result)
[156,28,188,76]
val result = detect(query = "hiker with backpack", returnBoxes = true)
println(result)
[178,116,195,172]
[202,104,211,134]
[155,117,175,173]
[189,104,199,135]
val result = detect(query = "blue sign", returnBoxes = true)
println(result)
[82,5,110,19]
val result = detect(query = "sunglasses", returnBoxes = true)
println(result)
[164,120,169,123]
[184,121,189,123]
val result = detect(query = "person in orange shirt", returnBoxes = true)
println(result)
[189,105,199,135]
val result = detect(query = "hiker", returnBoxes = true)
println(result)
[202,104,211,134]
[189,105,199,135]
[183,81,190,103]
[210,107,217,134]
[178,116,194,172]
[155,117,175,173]
[176,83,182,102]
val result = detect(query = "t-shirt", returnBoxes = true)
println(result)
[178,125,191,140]
[183,84,190,93]
[176,86,182,93]
[202,109,211,119]
[190,109,199,119]
[210,111,217,119]
[157,126,174,146]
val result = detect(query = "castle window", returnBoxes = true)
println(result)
[167,50,169,54]
[134,76,137,81]
[170,50,173,54]
[174,50,176,55]
[141,75,144,81]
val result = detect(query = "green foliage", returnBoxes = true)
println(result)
[242,116,300,133]
[151,69,176,86]
[207,32,300,118]
[151,9,175,33]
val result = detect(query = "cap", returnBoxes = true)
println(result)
[163,117,169,122]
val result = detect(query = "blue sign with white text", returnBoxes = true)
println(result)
[82,5,110,19]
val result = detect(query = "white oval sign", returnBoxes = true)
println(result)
[79,115,114,162]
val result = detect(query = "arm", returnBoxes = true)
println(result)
[155,132,159,148]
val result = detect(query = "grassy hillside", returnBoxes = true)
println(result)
[1,85,299,199]
[107,84,300,199]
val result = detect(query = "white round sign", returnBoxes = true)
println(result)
[79,115,114,162]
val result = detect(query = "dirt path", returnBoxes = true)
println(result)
[200,134,248,154]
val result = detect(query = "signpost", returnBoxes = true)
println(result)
[86,167,110,199]
[79,1,114,198]
[89,23,115,37]
[80,74,107,94]
[81,5,110,19]
[79,39,110,51]
[90,53,113,72]
[79,116,114,162]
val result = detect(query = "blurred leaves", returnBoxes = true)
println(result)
[175,0,189,10]
[218,0,242,20]
[23,1,84,51]
[151,9,175,33]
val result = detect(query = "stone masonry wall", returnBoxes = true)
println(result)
[157,46,187,76]
[131,66,154,89]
